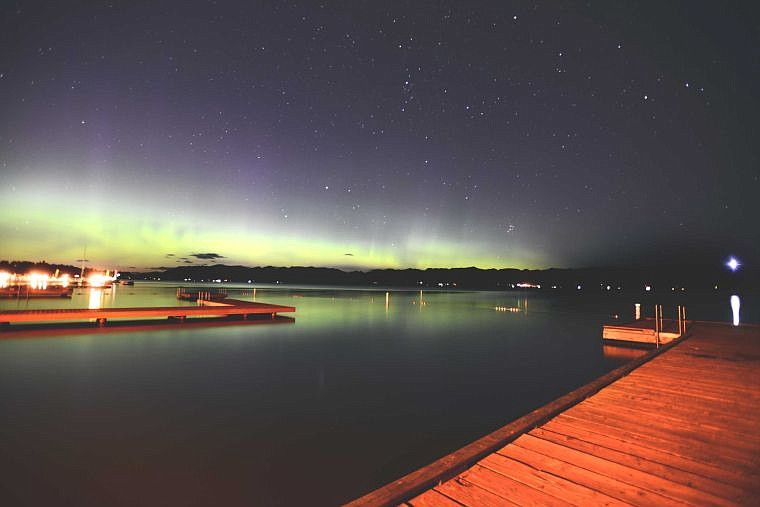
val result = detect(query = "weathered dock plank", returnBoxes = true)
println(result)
[347,322,760,506]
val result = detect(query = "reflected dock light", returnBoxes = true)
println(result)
[730,295,741,326]
[726,257,740,272]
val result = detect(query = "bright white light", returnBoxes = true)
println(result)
[88,274,111,287]
[645,285,651,292]
[726,257,740,272]
[28,272,49,290]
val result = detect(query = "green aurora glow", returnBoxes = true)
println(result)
[1,181,543,270]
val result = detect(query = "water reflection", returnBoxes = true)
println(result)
[88,288,103,309]
[731,295,741,326]
[603,344,648,361]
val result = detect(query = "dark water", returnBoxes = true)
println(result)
[0,284,753,505]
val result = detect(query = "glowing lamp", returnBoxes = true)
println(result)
[28,272,49,290]
[726,257,740,272]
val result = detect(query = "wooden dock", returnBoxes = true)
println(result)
[0,298,295,328]
[348,322,760,506]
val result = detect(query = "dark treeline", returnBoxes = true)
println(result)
[125,263,755,294]
[4,260,755,294]
[1,260,83,275]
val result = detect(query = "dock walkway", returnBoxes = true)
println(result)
[0,298,295,328]
[350,322,760,506]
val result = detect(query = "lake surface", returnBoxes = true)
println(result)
[0,284,754,505]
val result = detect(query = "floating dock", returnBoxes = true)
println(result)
[348,322,760,506]
[0,298,295,329]
[603,317,683,345]
[0,286,74,298]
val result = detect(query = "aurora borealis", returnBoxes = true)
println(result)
[2,2,758,270]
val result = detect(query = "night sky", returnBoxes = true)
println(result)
[1,1,758,270]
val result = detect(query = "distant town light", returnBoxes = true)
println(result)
[645,285,651,292]
[726,257,740,272]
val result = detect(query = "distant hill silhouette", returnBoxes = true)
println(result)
[123,263,755,294]
[3,260,754,294]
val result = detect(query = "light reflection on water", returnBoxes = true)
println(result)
[0,283,755,505]
[731,295,741,326]
[87,288,103,309]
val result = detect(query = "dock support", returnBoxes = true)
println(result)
[654,305,661,348]
[677,305,683,336]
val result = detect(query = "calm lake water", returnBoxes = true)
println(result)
[0,283,754,505]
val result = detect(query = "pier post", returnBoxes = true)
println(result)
[677,305,681,336]
[654,305,660,348]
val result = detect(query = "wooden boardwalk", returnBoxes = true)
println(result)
[0,298,295,328]
[349,322,760,506]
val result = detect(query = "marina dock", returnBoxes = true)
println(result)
[0,298,295,329]
[349,322,760,506]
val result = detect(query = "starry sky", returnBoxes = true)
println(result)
[1,1,758,270]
